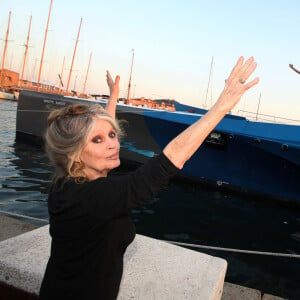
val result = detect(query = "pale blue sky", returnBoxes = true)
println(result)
[1,1,300,121]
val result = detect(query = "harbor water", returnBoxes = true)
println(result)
[0,100,299,299]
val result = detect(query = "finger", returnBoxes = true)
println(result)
[236,57,254,81]
[244,77,260,90]
[106,70,112,81]
[242,57,256,76]
[235,57,257,84]
[242,64,257,80]
[115,75,120,85]
[242,56,255,71]
[229,56,245,78]
[244,61,257,80]
[237,62,257,86]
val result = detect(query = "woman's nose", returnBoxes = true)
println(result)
[107,138,119,149]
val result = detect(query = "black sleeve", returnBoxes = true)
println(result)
[125,152,179,208]
[83,152,179,218]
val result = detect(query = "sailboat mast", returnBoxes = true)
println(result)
[126,49,134,104]
[37,0,53,90]
[66,17,83,94]
[0,11,12,87]
[255,93,262,121]
[83,52,92,95]
[204,56,214,108]
[20,15,32,88]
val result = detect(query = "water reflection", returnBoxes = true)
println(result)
[0,100,300,299]
[0,101,51,220]
[0,142,51,220]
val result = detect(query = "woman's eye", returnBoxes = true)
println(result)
[109,131,116,138]
[92,136,102,143]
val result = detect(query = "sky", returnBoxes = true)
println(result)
[1,0,300,121]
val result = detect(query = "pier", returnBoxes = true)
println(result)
[0,213,285,299]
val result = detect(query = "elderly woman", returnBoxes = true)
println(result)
[39,57,259,300]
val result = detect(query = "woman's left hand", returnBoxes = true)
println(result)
[106,71,120,119]
[106,70,120,98]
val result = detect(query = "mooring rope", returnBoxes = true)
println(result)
[0,209,299,258]
[166,240,300,259]
[0,109,18,112]
[0,209,49,223]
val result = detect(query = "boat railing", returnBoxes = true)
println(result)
[237,110,300,125]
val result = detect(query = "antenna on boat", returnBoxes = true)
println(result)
[83,52,92,95]
[255,92,262,121]
[289,64,300,75]
[66,17,83,95]
[204,56,214,108]
[58,56,65,93]
[126,49,135,104]
[19,15,32,88]
[37,0,53,91]
[0,11,12,88]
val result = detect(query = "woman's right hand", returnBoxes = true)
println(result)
[163,56,259,169]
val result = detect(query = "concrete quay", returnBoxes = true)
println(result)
[0,214,286,300]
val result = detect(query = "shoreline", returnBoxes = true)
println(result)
[0,213,285,300]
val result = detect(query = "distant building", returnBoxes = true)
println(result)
[0,69,19,88]
[0,68,69,95]
[126,97,175,111]
[20,79,60,94]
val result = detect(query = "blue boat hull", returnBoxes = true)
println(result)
[16,90,300,204]
[116,109,300,203]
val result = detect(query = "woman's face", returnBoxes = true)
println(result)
[80,118,120,180]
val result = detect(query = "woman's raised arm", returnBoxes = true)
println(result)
[163,56,260,169]
[105,70,120,119]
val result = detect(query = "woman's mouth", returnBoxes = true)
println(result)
[108,152,119,160]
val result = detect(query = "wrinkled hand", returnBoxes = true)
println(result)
[217,56,259,112]
[106,70,120,97]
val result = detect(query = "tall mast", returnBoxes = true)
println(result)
[126,49,134,104]
[19,15,32,88]
[255,93,262,121]
[66,17,82,94]
[204,56,213,108]
[0,11,12,88]
[83,52,92,95]
[58,56,65,93]
[37,0,53,90]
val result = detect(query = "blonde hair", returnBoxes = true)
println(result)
[45,103,123,183]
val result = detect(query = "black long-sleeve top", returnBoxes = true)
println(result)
[39,153,179,300]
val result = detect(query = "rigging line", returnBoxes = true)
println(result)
[165,240,300,259]
[16,108,205,115]
[0,209,299,259]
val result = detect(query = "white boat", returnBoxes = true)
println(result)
[0,90,18,101]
